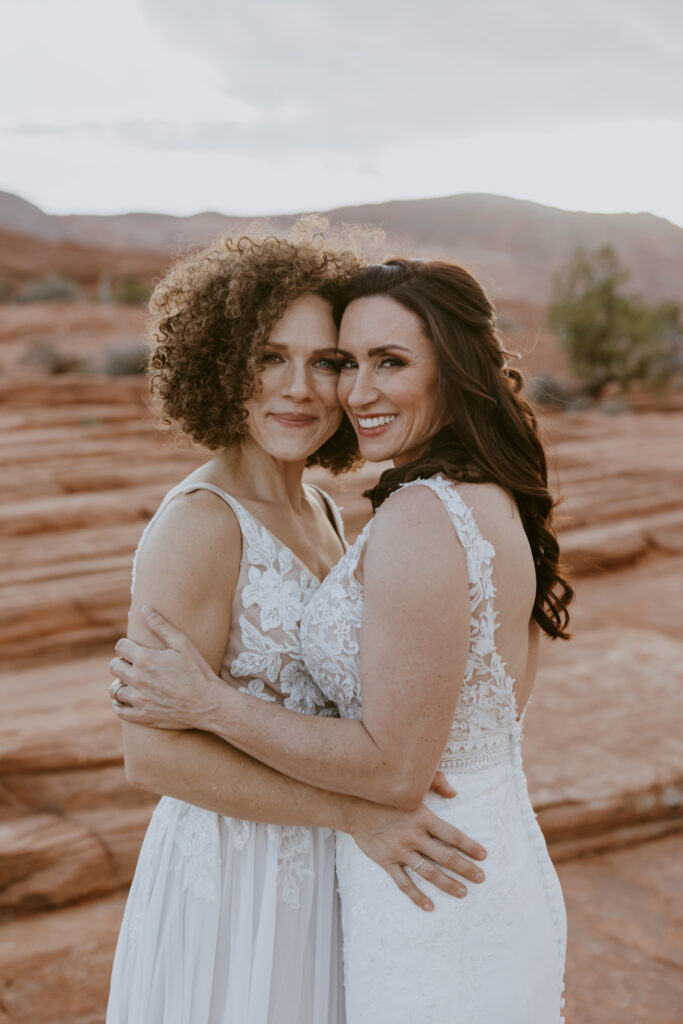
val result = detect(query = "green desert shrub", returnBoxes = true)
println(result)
[549,246,682,397]
[112,276,152,306]
[17,273,83,303]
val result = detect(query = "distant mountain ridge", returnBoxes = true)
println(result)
[1,191,681,304]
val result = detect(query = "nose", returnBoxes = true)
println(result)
[281,361,312,402]
[345,367,379,410]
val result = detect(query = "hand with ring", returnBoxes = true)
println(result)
[107,606,224,730]
[347,801,487,911]
[109,679,129,709]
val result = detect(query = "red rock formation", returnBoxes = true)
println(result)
[1,370,682,1022]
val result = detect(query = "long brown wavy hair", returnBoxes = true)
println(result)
[333,259,573,640]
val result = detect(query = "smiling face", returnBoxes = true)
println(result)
[337,295,445,465]
[244,293,343,462]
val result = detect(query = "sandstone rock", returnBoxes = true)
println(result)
[0,893,125,1023]
[560,508,683,574]
[0,806,154,917]
[1,524,142,575]
[567,550,683,643]
[0,656,156,916]
[2,374,683,1020]
[527,626,683,856]
[652,520,683,553]
[3,377,683,670]
[0,486,169,537]
[0,815,113,916]
[559,833,683,1024]
[0,657,128,775]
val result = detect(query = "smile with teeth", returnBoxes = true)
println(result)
[358,414,397,429]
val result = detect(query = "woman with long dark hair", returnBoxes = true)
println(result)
[112,257,573,1023]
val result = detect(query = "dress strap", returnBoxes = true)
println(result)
[397,477,496,616]
[306,483,348,549]
[168,482,254,532]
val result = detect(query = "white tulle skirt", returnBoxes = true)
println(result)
[107,796,344,1024]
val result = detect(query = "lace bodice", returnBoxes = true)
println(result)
[134,481,339,714]
[301,476,522,772]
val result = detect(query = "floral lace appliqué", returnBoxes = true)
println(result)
[174,804,223,901]
[266,824,316,909]
[300,522,370,719]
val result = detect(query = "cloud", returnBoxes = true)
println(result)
[129,0,683,152]
[9,0,683,164]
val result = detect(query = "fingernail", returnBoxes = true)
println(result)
[114,640,122,652]
[423,901,433,912]
[477,850,487,859]
[475,871,485,882]
[141,605,152,616]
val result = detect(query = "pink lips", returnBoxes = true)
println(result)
[270,413,317,428]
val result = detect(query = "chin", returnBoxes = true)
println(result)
[358,442,398,464]
[268,443,317,462]
[268,433,334,462]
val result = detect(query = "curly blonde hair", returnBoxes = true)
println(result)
[147,226,364,472]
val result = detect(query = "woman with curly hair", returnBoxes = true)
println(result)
[106,237,486,1024]
[112,256,573,1023]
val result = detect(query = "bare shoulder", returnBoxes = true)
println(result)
[136,488,242,586]
[372,481,455,532]
[365,483,466,584]
[152,487,240,540]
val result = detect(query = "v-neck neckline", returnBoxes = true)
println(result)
[225,487,343,586]
[171,480,345,586]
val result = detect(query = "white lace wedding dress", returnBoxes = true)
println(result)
[300,476,567,1024]
[107,482,346,1024]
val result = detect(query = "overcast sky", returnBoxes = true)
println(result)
[2,0,682,224]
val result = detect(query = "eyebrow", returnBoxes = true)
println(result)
[336,344,412,358]
[265,341,338,355]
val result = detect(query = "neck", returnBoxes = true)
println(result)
[392,423,455,468]
[212,436,309,511]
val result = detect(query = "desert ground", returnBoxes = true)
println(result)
[0,297,682,1024]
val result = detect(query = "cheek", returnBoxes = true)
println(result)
[336,375,352,411]
[402,369,440,419]
[318,377,341,411]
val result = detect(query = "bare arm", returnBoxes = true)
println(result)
[116,487,469,812]
[116,488,486,906]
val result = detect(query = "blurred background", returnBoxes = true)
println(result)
[0,1,682,1021]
